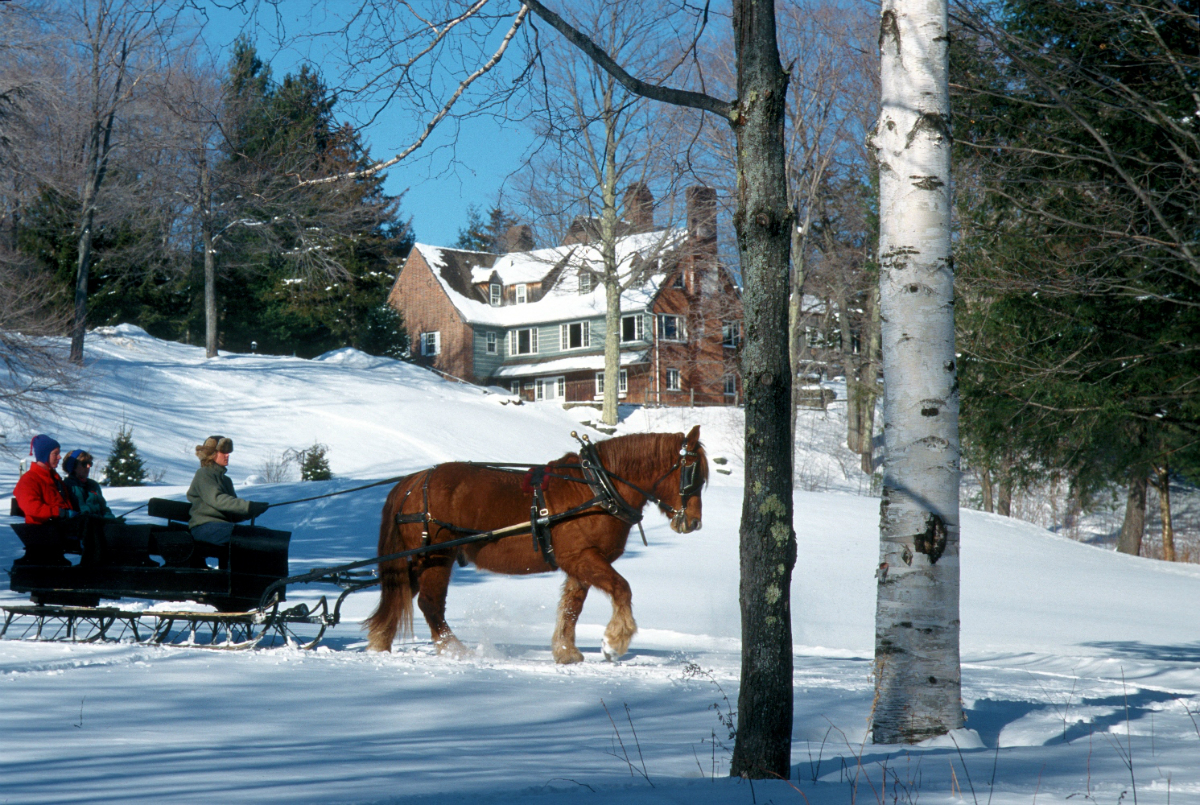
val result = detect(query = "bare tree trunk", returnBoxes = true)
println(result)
[978,467,994,513]
[1117,471,1148,556]
[871,0,963,744]
[600,92,621,426]
[1152,461,1174,561]
[996,474,1012,517]
[199,147,219,359]
[727,0,796,779]
[69,30,127,365]
[846,285,880,474]
[70,207,96,363]
[788,193,812,451]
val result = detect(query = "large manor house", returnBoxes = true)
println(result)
[387,185,743,406]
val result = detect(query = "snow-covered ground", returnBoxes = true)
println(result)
[2,325,1199,804]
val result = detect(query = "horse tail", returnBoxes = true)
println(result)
[366,475,420,651]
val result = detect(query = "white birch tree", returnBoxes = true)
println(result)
[871,0,964,743]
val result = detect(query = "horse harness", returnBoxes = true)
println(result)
[392,437,703,569]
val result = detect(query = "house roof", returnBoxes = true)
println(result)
[412,227,686,328]
[492,350,649,379]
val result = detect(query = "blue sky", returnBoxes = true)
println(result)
[197,3,534,247]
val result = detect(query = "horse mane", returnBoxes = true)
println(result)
[588,431,708,489]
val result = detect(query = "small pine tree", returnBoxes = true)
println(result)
[104,426,147,487]
[299,443,332,481]
[358,304,409,359]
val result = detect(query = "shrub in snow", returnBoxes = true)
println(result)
[299,443,332,482]
[103,426,147,487]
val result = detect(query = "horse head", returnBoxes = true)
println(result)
[659,425,707,534]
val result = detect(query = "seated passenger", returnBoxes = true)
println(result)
[187,435,269,557]
[14,435,76,525]
[62,449,116,519]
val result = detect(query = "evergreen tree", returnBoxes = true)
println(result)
[299,443,332,481]
[454,204,522,252]
[213,39,414,358]
[358,303,409,359]
[952,0,1200,536]
[103,426,147,487]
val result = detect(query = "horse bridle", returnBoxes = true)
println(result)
[578,436,704,531]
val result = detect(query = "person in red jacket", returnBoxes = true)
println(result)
[14,434,76,525]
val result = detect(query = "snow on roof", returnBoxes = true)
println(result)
[491,350,649,379]
[414,227,686,328]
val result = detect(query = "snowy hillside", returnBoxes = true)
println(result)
[2,326,1200,805]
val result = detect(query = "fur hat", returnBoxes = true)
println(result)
[30,434,60,464]
[195,435,234,465]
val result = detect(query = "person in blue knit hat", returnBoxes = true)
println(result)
[62,449,115,519]
[13,434,76,525]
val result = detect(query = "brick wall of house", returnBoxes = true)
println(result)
[388,251,477,381]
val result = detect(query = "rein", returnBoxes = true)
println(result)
[391,433,702,566]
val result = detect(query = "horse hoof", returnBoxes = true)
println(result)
[553,646,584,664]
[435,636,471,659]
[601,638,625,662]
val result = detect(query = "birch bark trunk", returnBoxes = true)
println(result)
[871,0,963,743]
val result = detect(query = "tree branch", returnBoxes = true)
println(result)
[520,0,733,120]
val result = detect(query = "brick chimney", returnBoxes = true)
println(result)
[686,185,717,243]
[686,186,718,294]
[502,224,535,253]
[623,183,655,233]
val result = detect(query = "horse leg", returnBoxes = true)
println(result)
[558,548,636,662]
[416,558,469,658]
[552,575,590,664]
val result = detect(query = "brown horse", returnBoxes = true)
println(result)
[366,426,707,663]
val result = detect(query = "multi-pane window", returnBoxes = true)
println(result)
[724,374,738,397]
[509,328,538,355]
[420,331,440,356]
[658,314,685,342]
[560,321,590,350]
[490,283,502,306]
[579,271,593,294]
[621,314,644,343]
[510,380,521,395]
[595,369,628,396]
[515,283,528,304]
[665,368,682,390]
[722,321,741,348]
[485,332,497,354]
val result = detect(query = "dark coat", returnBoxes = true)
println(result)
[187,463,252,529]
[63,476,115,518]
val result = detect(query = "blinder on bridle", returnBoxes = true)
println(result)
[659,439,704,531]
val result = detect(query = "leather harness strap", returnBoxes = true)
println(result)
[391,439,700,567]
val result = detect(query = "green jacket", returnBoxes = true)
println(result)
[187,463,252,529]
[63,476,115,518]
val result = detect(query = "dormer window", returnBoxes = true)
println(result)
[515,283,528,304]
[490,283,502,306]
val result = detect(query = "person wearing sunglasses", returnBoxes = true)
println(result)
[62,449,115,519]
